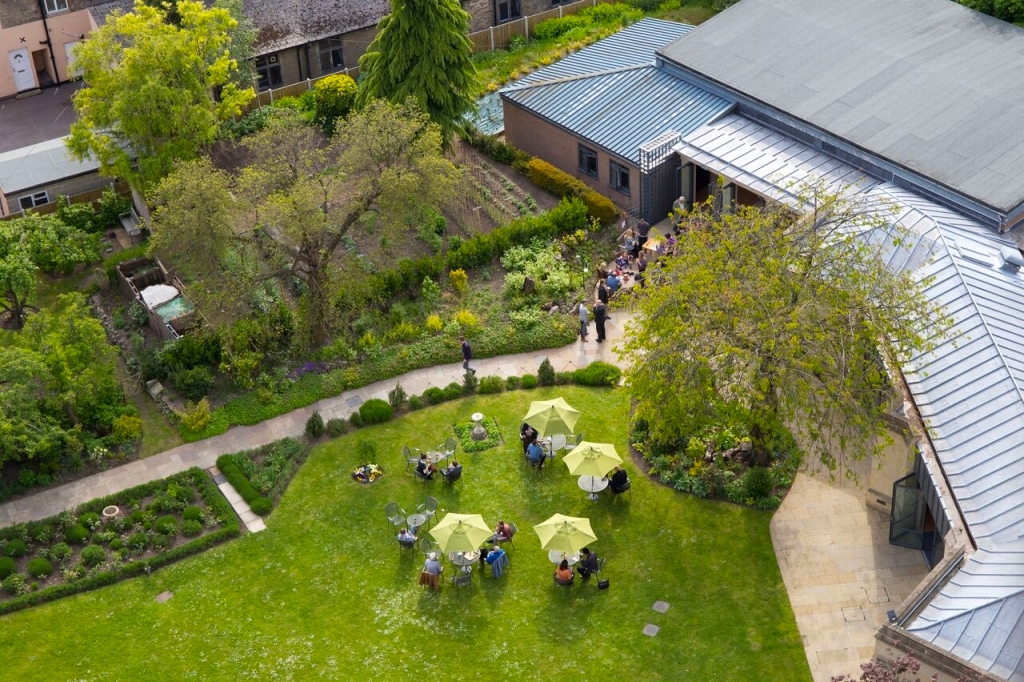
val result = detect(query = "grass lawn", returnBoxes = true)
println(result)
[0,387,809,681]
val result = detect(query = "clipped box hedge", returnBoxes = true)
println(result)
[0,468,239,617]
[527,159,619,225]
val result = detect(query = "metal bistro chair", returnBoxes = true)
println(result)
[438,436,458,460]
[553,572,574,589]
[416,496,439,528]
[419,536,436,557]
[453,571,473,592]
[610,479,632,501]
[398,535,417,551]
[440,464,463,486]
[403,445,422,472]
[593,556,607,576]
[564,432,583,449]
[384,502,406,530]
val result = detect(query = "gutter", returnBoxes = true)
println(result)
[36,0,63,87]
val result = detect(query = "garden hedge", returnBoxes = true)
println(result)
[0,468,240,617]
[214,456,273,516]
[527,160,619,225]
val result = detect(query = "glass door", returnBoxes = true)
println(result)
[890,473,925,549]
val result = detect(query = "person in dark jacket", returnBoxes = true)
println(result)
[460,336,475,374]
[609,466,629,493]
[578,547,598,579]
[594,300,608,343]
[597,280,609,306]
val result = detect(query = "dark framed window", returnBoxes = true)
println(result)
[578,145,598,178]
[610,160,630,196]
[254,54,282,91]
[319,37,344,73]
[19,191,49,211]
[496,0,521,24]
[45,0,69,14]
[551,0,570,5]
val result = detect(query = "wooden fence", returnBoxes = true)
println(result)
[468,0,616,52]
[240,0,614,114]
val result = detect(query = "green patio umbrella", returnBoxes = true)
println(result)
[562,442,622,478]
[429,513,492,553]
[523,397,581,437]
[533,513,597,554]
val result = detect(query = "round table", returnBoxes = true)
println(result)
[449,550,481,567]
[578,475,609,501]
[427,450,446,465]
[407,513,427,531]
[550,433,567,454]
[548,550,580,565]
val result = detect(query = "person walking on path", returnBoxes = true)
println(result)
[460,336,475,374]
[578,301,589,342]
[597,280,609,306]
[594,300,607,343]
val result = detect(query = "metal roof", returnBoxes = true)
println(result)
[515,18,693,86]
[0,137,99,195]
[658,0,1024,216]
[677,113,1024,682]
[501,19,732,164]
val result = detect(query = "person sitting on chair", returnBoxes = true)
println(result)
[526,438,545,469]
[397,528,417,545]
[424,552,443,575]
[556,559,574,584]
[441,460,461,480]
[609,466,629,494]
[577,547,598,579]
[492,520,514,543]
[486,545,506,565]
[520,423,538,454]
[416,454,436,480]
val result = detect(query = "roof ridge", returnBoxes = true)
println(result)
[500,62,654,92]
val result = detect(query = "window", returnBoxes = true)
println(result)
[495,0,521,23]
[578,145,598,178]
[319,37,344,74]
[19,192,50,211]
[721,183,736,214]
[254,54,282,91]
[610,161,630,196]
[551,0,570,5]
[44,0,69,13]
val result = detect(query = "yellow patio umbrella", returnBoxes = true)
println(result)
[562,442,622,478]
[642,226,666,251]
[522,397,581,437]
[533,513,597,554]
[429,513,492,553]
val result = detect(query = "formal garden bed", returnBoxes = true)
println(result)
[0,468,237,615]
[453,417,503,452]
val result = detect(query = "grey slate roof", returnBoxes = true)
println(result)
[0,137,99,195]
[243,0,389,54]
[501,19,732,164]
[677,113,1024,682]
[658,0,1024,215]
[89,0,388,54]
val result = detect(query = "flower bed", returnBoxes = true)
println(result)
[351,464,382,483]
[216,438,311,516]
[453,417,503,452]
[0,468,239,615]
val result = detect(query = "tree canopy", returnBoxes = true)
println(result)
[67,0,254,192]
[622,190,950,473]
[356,0,477,143]
[149,101,461,347]
[0,215,99,329]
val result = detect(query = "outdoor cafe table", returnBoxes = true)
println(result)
[449,550,481,577]
[407,513,427,531]
[548,550,580,566]
[577,475,609,501]
[427,450,448,466]
[542,434,567,460]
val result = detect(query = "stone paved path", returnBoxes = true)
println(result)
[0,313,633,527]
[771,450,930,681]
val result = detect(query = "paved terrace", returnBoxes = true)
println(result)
[0,82,82,153]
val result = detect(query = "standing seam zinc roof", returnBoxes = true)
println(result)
[501,18,733,165]
[675,113,1024,682]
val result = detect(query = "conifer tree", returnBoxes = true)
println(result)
[356,0,477,143]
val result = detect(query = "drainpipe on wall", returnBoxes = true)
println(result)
[296,46,303,81]
[37,0,63,87]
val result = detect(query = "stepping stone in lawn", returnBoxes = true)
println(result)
[155,591,173,603]
[652,601,670,614]
[642,623,660,637]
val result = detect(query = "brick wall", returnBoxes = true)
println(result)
[463,0,493,33]
[503,99,638,211]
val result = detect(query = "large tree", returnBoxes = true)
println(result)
[149,101,461,347]
[356,0,477,143]
[0,215,99,329]
[623,191,950,472]
[67,0,253,192]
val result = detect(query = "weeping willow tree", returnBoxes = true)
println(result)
[356,0,478,143]
[623,188,951,473]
